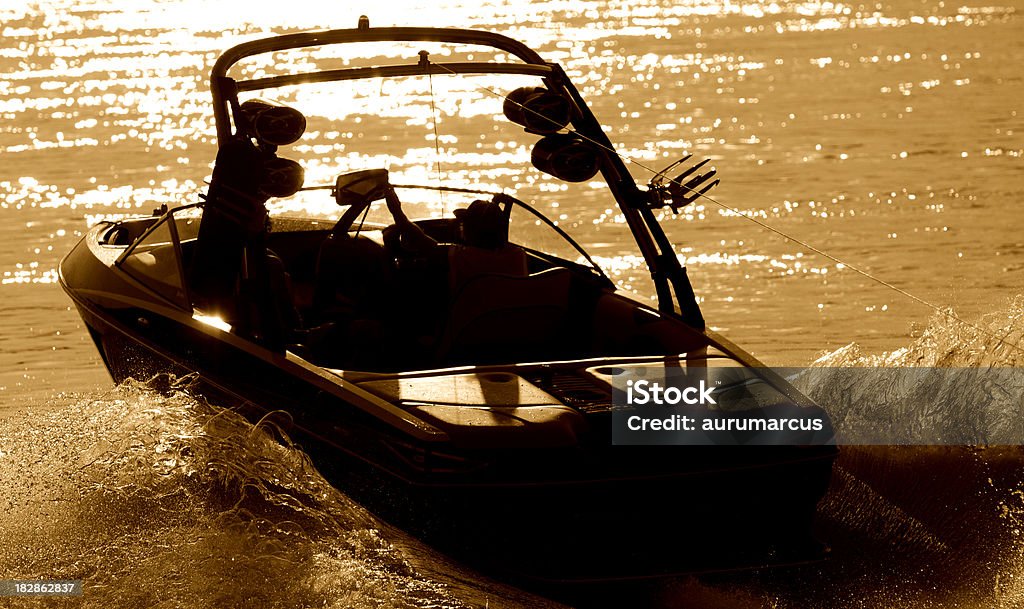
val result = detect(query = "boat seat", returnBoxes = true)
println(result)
[265,249,302,333]
[447,243,528,291]
[312,233,395,324]
[435,267,572,366]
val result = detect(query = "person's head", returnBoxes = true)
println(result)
[455,200,508,249]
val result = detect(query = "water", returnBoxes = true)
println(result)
[0,381,558,608]
[1,0,1023,606]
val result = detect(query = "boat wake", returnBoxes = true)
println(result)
[624,296,1024,608]
[757,295,1024,608]
[0,381,557,609]
[789,295,1024,446]
[807,294,1024,369]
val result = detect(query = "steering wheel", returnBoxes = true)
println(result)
[328,169,391,238]
[315,170,399,323]
[381,221,410,258]
[327,170,430,271]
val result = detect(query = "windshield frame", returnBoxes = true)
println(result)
[115,204,202,311]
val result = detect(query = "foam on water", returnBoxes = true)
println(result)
[0,380,557,608]
[782,296,1024,445]
[609,296,1024,608]
[808,294,1024,369]
[774,296,1024,608]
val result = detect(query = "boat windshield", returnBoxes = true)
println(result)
[227,51,616,275]
[115,208,199,309]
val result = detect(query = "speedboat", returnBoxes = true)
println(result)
[59,20,836,583]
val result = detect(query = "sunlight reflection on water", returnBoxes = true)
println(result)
[1,0,1021,381]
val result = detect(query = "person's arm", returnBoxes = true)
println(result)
[385,187,439,253]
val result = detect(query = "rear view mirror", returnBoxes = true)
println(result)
[333,169,391,206]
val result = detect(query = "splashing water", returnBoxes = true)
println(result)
[0,380,558,609]
[600,297,1024,609]
[808,295,1024,369]
[788,296,1024,446]
[762,296,1024,608]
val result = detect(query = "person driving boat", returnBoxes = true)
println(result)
[385,191,528,289]
[309,174,534,368]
